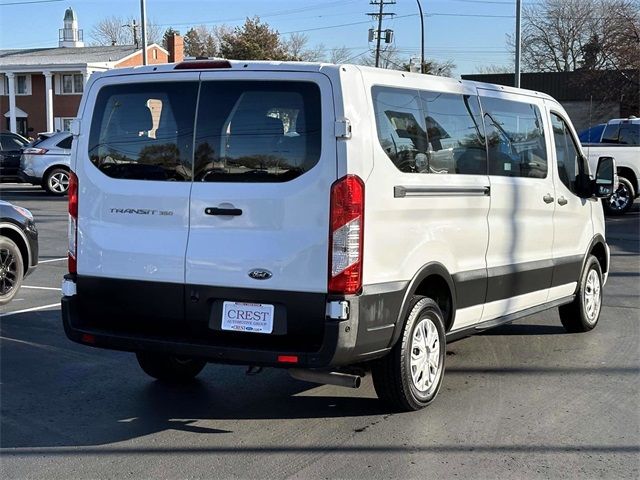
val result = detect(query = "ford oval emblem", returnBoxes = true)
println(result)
[248,269,272,280]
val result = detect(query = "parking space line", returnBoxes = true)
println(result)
[0,303,60,318]
[22,286,62,291]
[39,257,67,263]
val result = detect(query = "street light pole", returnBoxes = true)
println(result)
[515,0,521,87]
[416,0,425,73]
[140,0,148,65]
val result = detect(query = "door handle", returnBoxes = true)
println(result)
[543,193,554,204]
[205,207,243,216]
[557,196,568,206]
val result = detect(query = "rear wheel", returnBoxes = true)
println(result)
[136,352,206,383]
[603,176,634,216]
[371,296,446,411]
[0,237,24,306]
[43,168,70,195]
[559,255,603,333]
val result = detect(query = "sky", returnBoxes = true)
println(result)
[0,0,523,77]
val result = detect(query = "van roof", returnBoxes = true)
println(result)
[95,60,555,102]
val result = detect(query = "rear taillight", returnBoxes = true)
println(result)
[68,171,78,274]
[22,147,48,155]
[328,175,364,295]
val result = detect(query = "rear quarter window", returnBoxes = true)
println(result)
[88,81,199,181]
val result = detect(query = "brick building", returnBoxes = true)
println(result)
[0,7,184,137]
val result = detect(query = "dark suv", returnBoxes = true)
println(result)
[0,132,30,181]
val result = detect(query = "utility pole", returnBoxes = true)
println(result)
[515,0,521,87]
[123,19,139,48]
[416,0,424,73]
[367,1,396,68]
[140,0,148,65]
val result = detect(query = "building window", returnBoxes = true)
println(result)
[3,74,31,95]
[62,73,83,94]
[62,118,75,131]
[153,49,158,60]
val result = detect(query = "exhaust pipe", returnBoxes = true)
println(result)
[289,369,362,389]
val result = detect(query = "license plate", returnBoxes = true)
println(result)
[221,301,274,334]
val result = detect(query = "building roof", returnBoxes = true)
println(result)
[0,45,141,67]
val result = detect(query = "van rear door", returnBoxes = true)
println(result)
[75,73,199,327]
[185,72,336,343]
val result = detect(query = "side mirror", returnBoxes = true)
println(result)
[593,156,616,198]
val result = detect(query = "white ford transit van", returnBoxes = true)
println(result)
[62,60,615,411]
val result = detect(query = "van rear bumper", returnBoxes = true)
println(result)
[61,278,406,368]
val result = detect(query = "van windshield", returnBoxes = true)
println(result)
[194,81,321,182]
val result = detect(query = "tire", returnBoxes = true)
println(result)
[559,255,603,333]
[371,296,446,411]
[603,176,635,216]
[136,352,206,383]
[0,236,24,306]
[43,168,70,196]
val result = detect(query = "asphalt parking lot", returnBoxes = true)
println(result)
[1,183,639,479]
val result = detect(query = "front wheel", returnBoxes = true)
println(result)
[371,296,446,411]
[559,255,603,333]
[43,168,70,196]
[603,177,635,216]
[136,352,206,383]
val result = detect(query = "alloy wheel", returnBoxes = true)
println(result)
[0,248,18,295]
[49,171,69,194]
[608,182,631,212]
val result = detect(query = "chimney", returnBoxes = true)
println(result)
[167,33,184,63]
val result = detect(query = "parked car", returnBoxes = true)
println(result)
[19,132,73,195]
[61,61,614,411]
[0,132,30,182]
[0,200,38,305]
[581,117,640,215]
[578,123,606,144]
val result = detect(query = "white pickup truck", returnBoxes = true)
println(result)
[582,117,639,215]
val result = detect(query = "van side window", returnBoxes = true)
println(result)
[372,87,427,173]
[194,81,321,182]
[551,112,589,195]
[480,97,548,178]
[420,92,487,174]
[372,86,487,175]
[88,82,199,181]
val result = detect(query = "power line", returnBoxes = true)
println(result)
[0,0,62,5]
[154,0,359,27]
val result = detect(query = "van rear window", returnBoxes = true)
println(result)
[88,82,199,181]
[194,81,321,182]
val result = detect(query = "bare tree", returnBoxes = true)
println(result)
[360,45,405,69]
[423,59,456,77]
[91,16,129,46]
[475,64,513,74]
[518,0,639,73]
[329,46,352,64]
[91,15,164,47]
[283,33,325,61]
